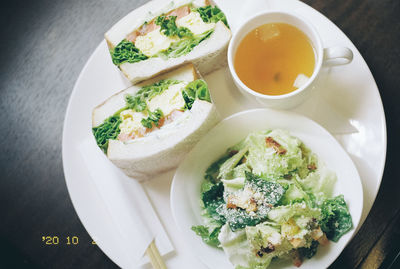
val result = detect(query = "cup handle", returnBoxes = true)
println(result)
[323,47,353,66]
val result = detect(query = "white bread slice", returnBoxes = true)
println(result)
[92,64,220,181]
[105,0,231,84]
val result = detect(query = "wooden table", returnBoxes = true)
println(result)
[0,0,398,268]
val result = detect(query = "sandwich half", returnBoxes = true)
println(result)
[105,0,231,83]
[92,64,219,181]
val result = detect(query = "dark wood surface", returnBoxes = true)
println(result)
[0,0,398,268]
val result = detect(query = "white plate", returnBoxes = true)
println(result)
[62,0,386,268]
[171,109,363,269]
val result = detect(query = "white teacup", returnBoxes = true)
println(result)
[228,11,353,109]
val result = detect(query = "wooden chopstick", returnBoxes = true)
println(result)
[146,240,167,269]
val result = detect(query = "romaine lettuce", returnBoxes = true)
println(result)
[218,146,249,179]
[201,182,226,225]
[191,225,221,247]
[217,173,286,231]
[246,130,305,178]
[267,202,321,224]
[320,195,353,242]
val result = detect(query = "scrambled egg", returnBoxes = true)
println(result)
[135,30,178,57]
[147,82,187,116]
[119,82,187,136]
[119,109,147,135]
[176,12,215,35]
[135,11,216,57]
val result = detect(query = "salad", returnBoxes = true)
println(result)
[192,129,353,268]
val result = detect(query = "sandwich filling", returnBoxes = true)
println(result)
[110,2,229,66]
[93,78,211,152]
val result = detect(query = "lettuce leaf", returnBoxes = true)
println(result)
[245,172,286,205]
[232,164,251,179]
[280,183,306,205]
[195,5,229,28]
[110,39,148,66]
[182,79,211,109]
[217,173,285,231]
[218,224,254,268]
[202,182,226,224]
[204,154,231,184]
[141,108,163,129]
[245,130,306,178]
[221,177,246,192]
[298,240,319,259]
[125,79,181,113]
[246,223,293,261]
[155,15,193,38]
[157,29,213,58]
[191,225,221,247]
[320,195,353,242]
[218,146,249,180]
[92,115,121,153]
[297,160,337,198]
[267,202,321,224]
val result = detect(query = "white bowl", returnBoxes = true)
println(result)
[228,11,352,109]
[171,109,363,269]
